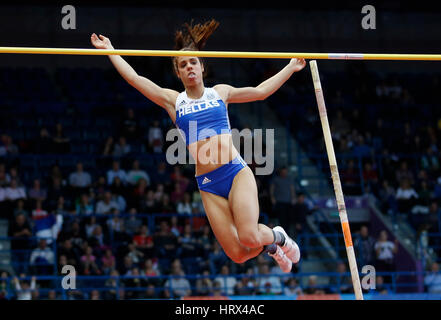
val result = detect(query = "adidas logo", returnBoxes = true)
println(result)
[202,177,211,184]
[178,100,186,107]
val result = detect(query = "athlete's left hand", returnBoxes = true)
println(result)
[289,58,306,72]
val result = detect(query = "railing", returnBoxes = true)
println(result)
[0,212,269,275]
[418,232,441,270]
[0,271,433,300]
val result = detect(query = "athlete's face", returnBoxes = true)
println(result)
[176,56,204,86]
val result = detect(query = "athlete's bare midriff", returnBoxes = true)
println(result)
[189,133,239,176]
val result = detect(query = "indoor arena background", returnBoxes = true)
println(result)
[1,2,441,300]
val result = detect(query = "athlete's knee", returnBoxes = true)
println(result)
[237,228,262,249]
[225,246,249,264]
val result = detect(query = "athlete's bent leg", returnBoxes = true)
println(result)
[200,190,263,264]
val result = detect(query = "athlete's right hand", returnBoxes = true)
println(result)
[91,33,114,50]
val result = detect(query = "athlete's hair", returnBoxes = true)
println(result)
[172,19,219,77]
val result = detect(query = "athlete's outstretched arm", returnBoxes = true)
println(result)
[91,33,178,109]
[215,58,306,104]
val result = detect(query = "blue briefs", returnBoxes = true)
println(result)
[196,155,247,199]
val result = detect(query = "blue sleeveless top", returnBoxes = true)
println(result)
[175,87,232,145]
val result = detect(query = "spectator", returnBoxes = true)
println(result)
[107,161,127,186]
[60,221,84,253]
[331,110,350,137]
[303,275,326,295]
[96,191,119,214]
[110,176,127,198]
[13,276,36,301]
[34,128,53,154]
[143,258,160,277]
[154,221,178,262]
[0,271,11,300]
[374,230,398,283]
[104,269,121,300]
[170,183,185,204]
[153,183,165,203]
[129,178,148,210]
[88,225,110,254]
[124,267,147,299]
[283,278,303,295]
[329,261,353,294]
[8,213,32,274]
[378,179,397,215]
[362,162,379,192]
[4,179,26,202]
[291,192,315,235]
[151,161,171,187]
[47,290,58,300]
[102,136,115,156]
[395,161,414,186]
[213,264,237,296]
[46,176,67,211]
[76,193,94,215]
[170,216,183,237]
[80,245,101,275]
[256,263,282,295]
[29,239,55,275]
[120,108,140,141]
[112,193,127,213]
[13,199,30,220]
[31,200,49,221]
[0,134,19,156]
[101,249,116,275]
[170,166,190,194]
[141,190,159,213]
[148,120,164,153]
[132,225,155,259]
[178,224,198,258]
[373,275,389,294]
[113,136,131,158]
[52,123,71,154]
[352,135,372,158]
[142,284,158,299]
[127,242,144,267]
[163,260,192,298]
[424,262,441,294]
[0,163,10,187]
[208,241,228,275]
[8,168,23,187]
[57,238,80,269]
[119,255,134,276]
[421,147,440,174]
[195,270,214,296]
[269,167,296,224]
[340,159,361,195]
[396,179,419,214]
[127,160,150,187]
[90,290,101,300]
[124,208,142,236]
[198,225,213,259]
[28,179,47,203]
[85,216,99,238]
[68,162,92,194]
[106,209,127,241]
[57,255,69,275]
[354,226,376,266]
[234,268,257,296]
[160,194,175,214]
